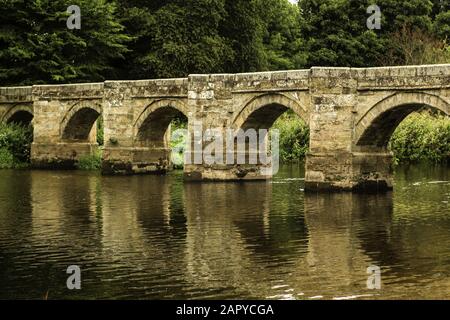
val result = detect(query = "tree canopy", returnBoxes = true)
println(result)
[0,0,129,85]
[0,0,449,85]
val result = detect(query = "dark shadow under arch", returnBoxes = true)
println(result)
[355,93,449,149]
[357,104,424,147]
[357,104,449,149]
[233,93,309,131]
[62,107,101,141]
[135,103,188,149]
[239,103,291,131]
[137,107,186,147]
[6,110,34,126]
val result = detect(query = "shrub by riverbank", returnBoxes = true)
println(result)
[272,110,450,164]
[77,150,102,171]
[170,118,188,169]
[272,110,310,163]
[0,123,33,169]
[389,111,450,164]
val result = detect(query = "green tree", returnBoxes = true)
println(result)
[117,0,234,79]
[376,0,449,65]
[379,25,450,66]
[377,0,433,33]
[0,0,129,85]
[272,110,310,162]
[431,0,449,18]
[0,123,33,167]
[434,10,450,39]
[297,0,438,67]
[298,0,384,67]
[220,0,266,73]
[389,111,450,163]
[258,0,306,70]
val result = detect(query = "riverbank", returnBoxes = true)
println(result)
[1,111,449,170]
[273,110,450,165]
[389,111,450,164]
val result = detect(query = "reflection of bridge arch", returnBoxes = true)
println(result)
[133,99,188,148]
[61,101,102,141]
[2,104,34,126]
[355,92,450,148]
[233,93,309,131]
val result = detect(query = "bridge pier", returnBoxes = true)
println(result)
[31,142,99,169]
[305,151,393,192]
[303,67,397,192]
[184,162,272,181]
[101,147,171,175]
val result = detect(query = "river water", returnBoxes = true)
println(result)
[0,164,449,300]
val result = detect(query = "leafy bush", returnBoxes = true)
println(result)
[389,111,450,163]
[271,110,450,165]
[77,150,102,171]
[170,118,188,169]
[0,123,33,168]
[0,147,15,169]
[272,110,310,162]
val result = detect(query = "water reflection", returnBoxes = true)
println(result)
[303,193,393,299]
[0,164,448,299]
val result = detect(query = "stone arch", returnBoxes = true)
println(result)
[355,92,449,148]
[2,104,34,126]
[61,100,102,141]
[233,93,309,131]
[134,99,188,148]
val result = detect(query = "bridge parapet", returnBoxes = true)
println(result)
[32,83,104,101]
[104,78,189,99]
[188,70,310,98]
[356,64,450,90]
[0,86,33,103]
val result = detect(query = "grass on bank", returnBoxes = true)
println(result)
[77,150,103,171]
[74,118,104,171]
[67,118,103,171]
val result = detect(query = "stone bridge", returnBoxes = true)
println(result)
[1,65,449,192]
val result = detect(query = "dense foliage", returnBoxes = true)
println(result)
[272,110,309,162]
[389,111,450,163]
[77,149,102,170]
[170,118,188,169]
[1,0,448,85]
[0,123,33,168]
[0,0,129,85]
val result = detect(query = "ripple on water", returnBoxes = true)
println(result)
[0,164,449,299]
